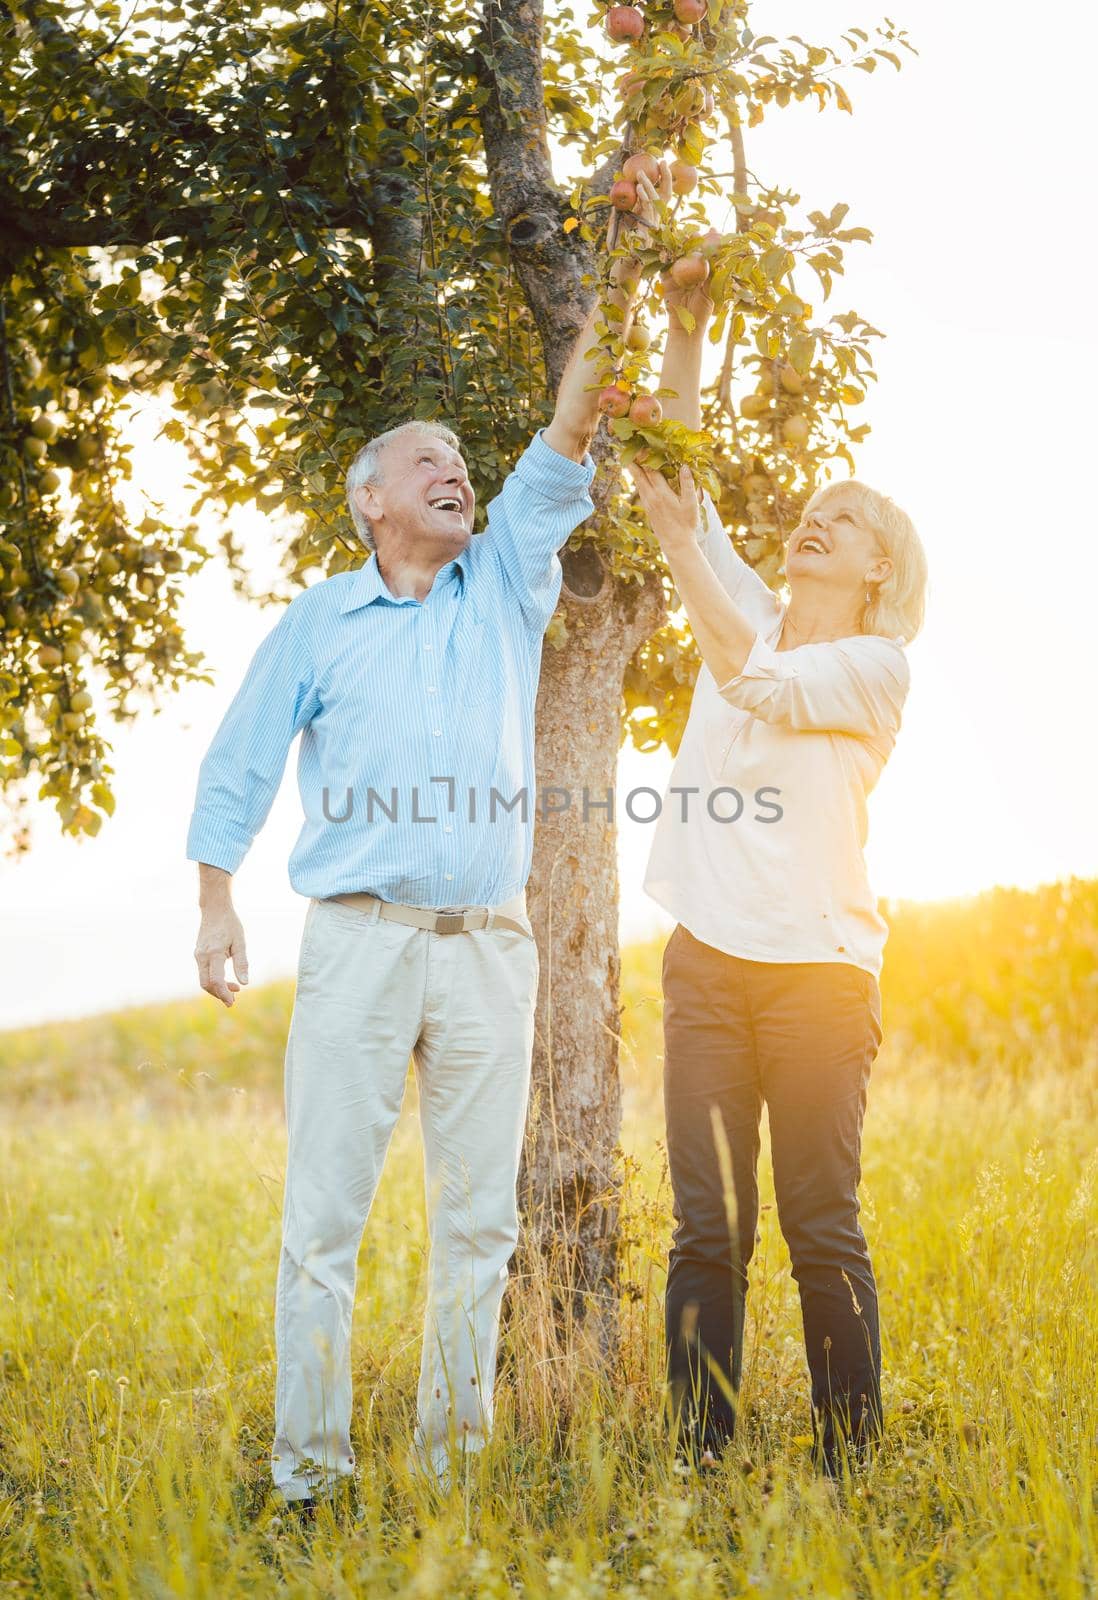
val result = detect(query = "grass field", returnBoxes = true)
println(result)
[1,880,1096,1597]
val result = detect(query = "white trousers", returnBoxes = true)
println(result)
[271,893,539,1503]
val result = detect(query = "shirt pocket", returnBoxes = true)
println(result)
[455,613,489,721]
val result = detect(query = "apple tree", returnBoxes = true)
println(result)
[0,0,912,1358]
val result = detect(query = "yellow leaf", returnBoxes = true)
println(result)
[563,217,579,234]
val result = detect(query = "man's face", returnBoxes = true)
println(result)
[356,433,476,553]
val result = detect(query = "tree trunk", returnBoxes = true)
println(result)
[474,0,669,1363]
[521,552,665,1362]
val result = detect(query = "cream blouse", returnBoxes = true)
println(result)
[643,491,911,980]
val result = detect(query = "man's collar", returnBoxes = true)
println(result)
[338,546,469,614]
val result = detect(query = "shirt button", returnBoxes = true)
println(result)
[432,728,442,737]
[427,685,437,693]
[424,644,433,653]
[444,826,453,834]
[445,873,453,881]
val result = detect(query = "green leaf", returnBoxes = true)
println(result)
[679,123,706,166]
[761,247,787,281]
[789,333,817,374]
[674,306,697,335]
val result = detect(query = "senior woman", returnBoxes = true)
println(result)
[630,276,929,1479]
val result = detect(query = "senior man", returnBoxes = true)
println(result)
[185,202,652,1506]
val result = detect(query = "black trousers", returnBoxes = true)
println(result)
[661,923,884,1475]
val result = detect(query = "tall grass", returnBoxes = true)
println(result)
[1,880,1095,1596]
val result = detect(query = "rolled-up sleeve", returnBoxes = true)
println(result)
[717,633,910,739]
[484,427,597,628]
[185,599,320,874]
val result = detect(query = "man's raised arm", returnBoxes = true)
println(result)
[482,170,663,624]
[547,246,649,464]
[542,293,629,463]
[543,169,660,461]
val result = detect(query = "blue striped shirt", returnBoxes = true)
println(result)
[185,428,597,906]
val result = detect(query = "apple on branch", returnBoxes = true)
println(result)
[669,253,710,289]
[606,5,645,43]
[629,394,663,426]
[598,384,633,418]
[669,160,698,195]
[622,152,662,185]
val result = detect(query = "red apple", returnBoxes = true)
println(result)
[625,321,652,351]
[610,179,638,211]
[598,384,633,417]
[618,71,645,99]
[669,160,698,195]
[622,151,661,185]
[699,227,724,254]
[669,253,710,289]
[629,394,663,426]
[607,5,645,42]
[673,0,707,22]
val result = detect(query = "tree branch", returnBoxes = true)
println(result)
[0,178,370,250]
[474,0,599,391]
[717,117,750,419]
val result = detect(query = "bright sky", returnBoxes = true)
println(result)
[1,0,1094,1029]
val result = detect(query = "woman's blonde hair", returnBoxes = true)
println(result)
[805,477,929,644]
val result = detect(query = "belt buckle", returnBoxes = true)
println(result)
[434,912,466,935]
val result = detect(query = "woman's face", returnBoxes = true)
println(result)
[784,487,891,599]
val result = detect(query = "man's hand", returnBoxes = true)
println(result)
[195,901,249,1007]
[544,162,671,461]
[607,164,666,301]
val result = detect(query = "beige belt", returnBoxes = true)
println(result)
[325,890,533,941]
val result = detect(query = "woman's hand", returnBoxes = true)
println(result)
[661,253,716,330]
[661,213,717,329]
[662,272,716,330]
[627,460,759,685]
[626,460,704,556]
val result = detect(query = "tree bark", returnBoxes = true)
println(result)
[522,555,665,1363]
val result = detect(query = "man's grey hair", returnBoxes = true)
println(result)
[345,419,464,552]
